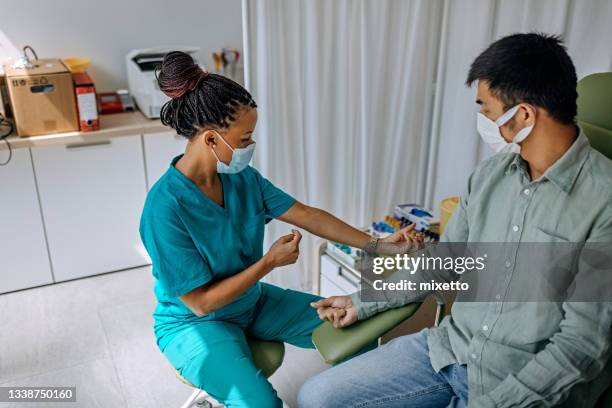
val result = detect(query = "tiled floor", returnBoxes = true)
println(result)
[0,267,329,407]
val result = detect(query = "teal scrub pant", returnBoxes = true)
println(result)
[162,282,324,407]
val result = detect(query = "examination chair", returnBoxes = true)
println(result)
[177,338,284,408]
[312,71,612,407]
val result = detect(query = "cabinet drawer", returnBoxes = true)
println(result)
[321,254,359,294]
[0,148,53,293]
[142,131,187,189]
[31,136,149,281]
[320,274,350,298]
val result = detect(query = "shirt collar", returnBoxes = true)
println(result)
[505,153,525,176]
[504,127,591,194]
[543,128,590,194]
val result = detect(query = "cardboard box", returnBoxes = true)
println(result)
[72,72,99,132]
[3,59,78,137]
[0,72,12,119]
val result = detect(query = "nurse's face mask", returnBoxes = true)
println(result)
[477,105,534,154]
[210,130,256,174]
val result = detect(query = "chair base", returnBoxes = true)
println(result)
[180,389,221,408]
[180,388,288,408]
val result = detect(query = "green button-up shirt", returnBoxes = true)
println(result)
[352,130,612,407]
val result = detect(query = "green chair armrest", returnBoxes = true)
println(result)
[312,303,422,365]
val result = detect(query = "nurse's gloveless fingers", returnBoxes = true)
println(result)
[267,233,304,267]
[291,229,302,244]
[278,233,295,243]
[398,223,416,241]
[411,234,425,250]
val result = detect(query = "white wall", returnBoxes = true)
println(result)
[1,0,243,91]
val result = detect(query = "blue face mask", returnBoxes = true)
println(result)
[211,131,256,174]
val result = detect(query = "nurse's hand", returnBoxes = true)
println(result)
[377,223,425,255]
[264,230,302,268]
[311,295,358,328]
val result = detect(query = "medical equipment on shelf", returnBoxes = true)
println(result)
[126,46,200,119]
[393,203,439,232]
[325,205,440,270]
[326,241,364,270]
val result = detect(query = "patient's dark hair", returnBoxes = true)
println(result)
[466,33,577,124]
[157,51,257,138]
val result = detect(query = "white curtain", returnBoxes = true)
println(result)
[426,0,612,211]
[245,0,444,290]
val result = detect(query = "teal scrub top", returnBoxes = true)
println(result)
[139,154,296,349]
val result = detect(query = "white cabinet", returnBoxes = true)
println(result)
[142,131,187,189]
[31,135,150,282]
[319,254,359,298]
[0,148,53,293]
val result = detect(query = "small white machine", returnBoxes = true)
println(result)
[126,46,200,119]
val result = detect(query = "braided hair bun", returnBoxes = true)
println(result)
[157,51,208,98]
[156,51,257,138]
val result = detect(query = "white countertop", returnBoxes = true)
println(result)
[0,111,170,151]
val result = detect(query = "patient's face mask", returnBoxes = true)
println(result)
[211,131,256,174]
[476,105,533,154]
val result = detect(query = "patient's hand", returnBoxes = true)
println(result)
[311,296,358,328]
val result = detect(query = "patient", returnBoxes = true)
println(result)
[300,33,612,408]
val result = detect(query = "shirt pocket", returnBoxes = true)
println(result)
[533,226,570,242]
[528,226,581,302]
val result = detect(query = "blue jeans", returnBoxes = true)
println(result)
[298,328,468,408]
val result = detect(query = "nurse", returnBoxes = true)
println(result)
[139,51,417,408]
